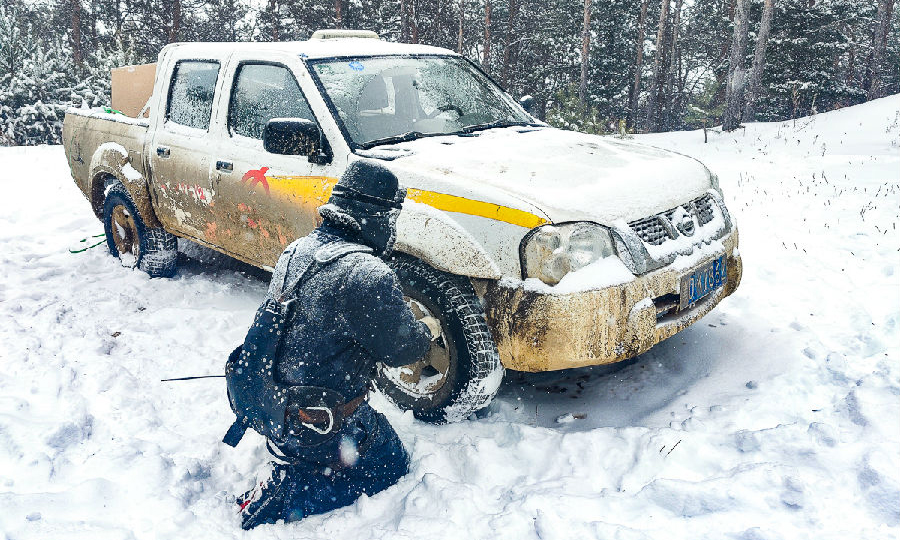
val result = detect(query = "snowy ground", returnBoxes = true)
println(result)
[1,96,899,540]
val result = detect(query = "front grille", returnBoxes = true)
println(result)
[629,215,670,245]
[629,194,719,245]
[692,194,715,225]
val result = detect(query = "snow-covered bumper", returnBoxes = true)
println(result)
[484,230,741,372]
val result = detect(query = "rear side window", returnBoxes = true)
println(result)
[229,63,315,139]
[167,60,220,130]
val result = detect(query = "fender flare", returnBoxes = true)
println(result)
[394,200,502,280]
[88,142,161,228]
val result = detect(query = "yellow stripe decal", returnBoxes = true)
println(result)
[266,175,339,206]
[265,175,548,229]
[407,188,549,229]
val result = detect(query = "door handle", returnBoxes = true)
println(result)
[216,160,233,173]
[157,146,170,158]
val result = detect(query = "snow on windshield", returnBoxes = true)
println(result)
[309,56,531,147]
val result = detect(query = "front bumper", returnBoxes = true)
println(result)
[484,229,742,372]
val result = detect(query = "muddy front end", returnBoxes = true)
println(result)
[484,191,742,372]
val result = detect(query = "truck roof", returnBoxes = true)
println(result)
[159,38,458,61]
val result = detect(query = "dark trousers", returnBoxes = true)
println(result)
[241,404,409,528]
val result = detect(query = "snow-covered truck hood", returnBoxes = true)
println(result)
[371,126,714,226]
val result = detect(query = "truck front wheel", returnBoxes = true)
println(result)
[373,255,504,423]
[103,183,177,277]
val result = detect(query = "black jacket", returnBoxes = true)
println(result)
[269,224,431,399]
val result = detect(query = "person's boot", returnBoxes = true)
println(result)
[238,462,291,530]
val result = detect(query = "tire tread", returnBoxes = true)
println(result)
[378,255,503,423]
[103,183,178,278]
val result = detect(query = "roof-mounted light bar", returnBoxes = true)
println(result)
[311,29,380,40]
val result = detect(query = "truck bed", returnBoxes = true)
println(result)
[63,108,150,217]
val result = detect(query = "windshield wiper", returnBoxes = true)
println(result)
[361,131,426,149]
[360,120,543,149]
[460,120,542,134]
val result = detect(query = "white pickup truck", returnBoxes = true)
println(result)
[63,31,742,422]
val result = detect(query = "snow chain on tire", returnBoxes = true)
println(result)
[102,182,178,278]
[374,254,504,423]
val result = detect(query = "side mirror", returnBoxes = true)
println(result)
[519,95,534,114]
[263,118,331,164]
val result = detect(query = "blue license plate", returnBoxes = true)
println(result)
[679,255,727,310]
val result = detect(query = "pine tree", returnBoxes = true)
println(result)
[865,0,896,99]
[510,0,581,117]
[0,3,33,81]
[1,37,75,145]
[584,0,644,124]
[759,0,864,120]
[196,0,250,42]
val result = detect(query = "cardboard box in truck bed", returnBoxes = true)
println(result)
[110,63,156,118]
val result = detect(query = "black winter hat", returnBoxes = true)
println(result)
[319,160,406,254]
[332,160,405,208]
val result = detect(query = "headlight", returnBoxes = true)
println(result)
[521,222,617,285]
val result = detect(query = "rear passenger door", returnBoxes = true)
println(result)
[149,59,224,239]
[207,58,340,267]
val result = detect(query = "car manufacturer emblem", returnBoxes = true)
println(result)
[676,208,696,236]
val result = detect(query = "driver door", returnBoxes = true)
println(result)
[206,58,342,268]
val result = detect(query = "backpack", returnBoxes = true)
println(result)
[222,240,372,448]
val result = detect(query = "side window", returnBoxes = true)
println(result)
[229,63,315,139]
[167,60,220,130]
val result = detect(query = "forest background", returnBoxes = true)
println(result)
[0,0,897,146]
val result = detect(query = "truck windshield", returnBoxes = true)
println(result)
[308,56,535,148]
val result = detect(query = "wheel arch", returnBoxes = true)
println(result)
[88,142,161,228]
[394,201,502,281]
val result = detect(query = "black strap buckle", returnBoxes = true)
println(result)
[222,418,248,447]
[298,406,335,434]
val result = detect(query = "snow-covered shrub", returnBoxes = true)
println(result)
[545,85,615,135]
[0,4,133,146]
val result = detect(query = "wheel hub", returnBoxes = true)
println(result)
[111,204,140,264]
[381,298,451,397]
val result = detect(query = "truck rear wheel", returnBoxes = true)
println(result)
[103,183,177,278]
[373,255,504,423]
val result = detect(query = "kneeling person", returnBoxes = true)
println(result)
[228,161,437,529]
